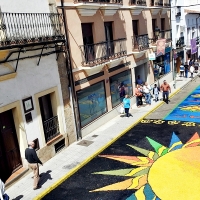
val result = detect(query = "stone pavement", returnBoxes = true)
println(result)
[6,73,199,200]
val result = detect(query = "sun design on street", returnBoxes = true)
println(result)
[179,105,200,112]
[91,132,200,200]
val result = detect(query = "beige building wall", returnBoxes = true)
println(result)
[56,0,172,136]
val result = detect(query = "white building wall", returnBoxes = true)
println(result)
[0,51,65,148]
[0,0,50,13]
[171,0,200,60]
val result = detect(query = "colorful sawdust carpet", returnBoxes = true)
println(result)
[165,85,200,122]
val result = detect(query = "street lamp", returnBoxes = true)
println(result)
[155,26,160,40]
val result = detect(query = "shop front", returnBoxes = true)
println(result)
[76,65,133,128]
[153,47,171,81]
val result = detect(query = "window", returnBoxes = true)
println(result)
[161,18,165,31]
[110,70,133,108]
[81,23,94,45]
[132,20,139,36]
[152,19,157,36]
[77,82,107,127]
[39,93,60,142]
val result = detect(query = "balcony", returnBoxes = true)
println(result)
[43,116,60,143]
[151,0,163,6]
[75,0,122,3]
[176,36,185,48]
[80,38,127,67]
[74,0,122,16]
[0,12,64,50]
[130,0,147,6]
[132,34,149,51]
[159,29,172,42]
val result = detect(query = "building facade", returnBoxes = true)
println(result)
[171,0,200,72]
[0,0,76,183]
[55,0,172,137]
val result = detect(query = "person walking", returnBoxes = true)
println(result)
[194,59,199,73]
[134,84,143,108]
[153,84,160,102]
[143,82,151,105]
[123,95,131,117]
[180,63,184,77]
[190,64,195,78]
[0,179,9,200]
[160,80,171,104]
[184,62,189,78]
[25,141,43,190]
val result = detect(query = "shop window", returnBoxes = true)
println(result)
[77,82,107,127]
[110,70,133,108]
[153,52,171,81]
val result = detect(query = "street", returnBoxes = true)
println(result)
[42,77,200,200]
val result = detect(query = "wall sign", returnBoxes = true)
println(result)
[22,97,34,113]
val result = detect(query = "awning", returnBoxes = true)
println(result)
[184,7,200,14]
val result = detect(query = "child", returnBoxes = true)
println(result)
[153,84,160,102]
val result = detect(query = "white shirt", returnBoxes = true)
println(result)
[143,85,151,94]
[154,87,159,95]
[0,179,5,200]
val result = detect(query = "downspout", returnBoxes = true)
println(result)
[196,14,200,60]
[60,0,82,140]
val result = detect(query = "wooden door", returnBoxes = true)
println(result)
[0,110,22,182]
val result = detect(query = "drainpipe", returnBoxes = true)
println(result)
[60,0,82,140]
[170,2,176,89]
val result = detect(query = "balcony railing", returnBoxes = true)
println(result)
[0,12,64,49]
[130,0,147,6]
[74,0,122,4]
[151,0,163,6]
[80,38,127,66]
[159,29,172,42]
[176,36,184,48]
[163,2,170,7]
[43,116,60,143]
[132,34,149,51]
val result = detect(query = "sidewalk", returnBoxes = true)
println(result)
[6,73,198,200]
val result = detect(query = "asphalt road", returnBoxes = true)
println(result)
[43,79,200,200]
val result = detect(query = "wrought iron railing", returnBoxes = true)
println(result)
[80,38,127,66]
[130,0,147,6]
[43,116,60,142]
[0,12,64,49]
[163,1,170,7]
[151,0,163,6]
[159,29,172,42]
[132,34,149,51]
[176,36,184,48]
[74,0,122,3]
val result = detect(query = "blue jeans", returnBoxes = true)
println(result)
[145,93,151,105]
[163,91,169,103]
[185,70,188,78]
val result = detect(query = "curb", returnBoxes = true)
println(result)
[34,87,181,200]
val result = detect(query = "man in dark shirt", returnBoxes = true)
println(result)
[25,141,43,190]
[184,62,189,78]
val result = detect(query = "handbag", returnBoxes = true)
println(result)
[120,106,124,114]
